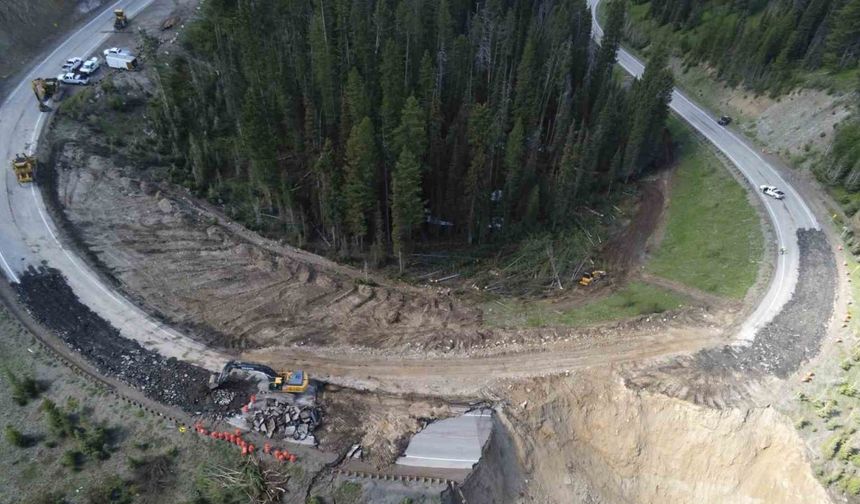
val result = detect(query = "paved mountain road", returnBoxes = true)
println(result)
[588,0,820,345]
[0,0,228,371]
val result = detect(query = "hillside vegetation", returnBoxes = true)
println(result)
[151,0,674,268]
[624,0,860,215]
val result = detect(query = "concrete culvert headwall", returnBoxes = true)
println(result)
[442,413,525,504]
[497,374,830,504]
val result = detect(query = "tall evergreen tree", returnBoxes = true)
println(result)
[391,147,424,256]
[344,117,378,244]
[393,95,427,165]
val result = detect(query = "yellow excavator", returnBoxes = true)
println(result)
[210,360,310,394]
[32,78,59,112]
[114,9,129,30]
[579,270,607,287]
[11,154,36,184]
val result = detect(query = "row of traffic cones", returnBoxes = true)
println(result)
[192,423,297,463]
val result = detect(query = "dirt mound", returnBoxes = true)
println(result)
[496,373,830,503]
[627,228,835,407]
[317,387,458,467]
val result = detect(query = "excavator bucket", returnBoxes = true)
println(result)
[11,154,35,184]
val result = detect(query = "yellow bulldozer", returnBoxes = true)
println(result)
[11,154,36,184]
[114,9,129,30]
[32,78,59,112]
[578,270,607,287]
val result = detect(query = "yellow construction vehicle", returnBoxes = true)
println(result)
[32,78,59,111]
[114,9,129,30]
[210,360,310,394]
[579,270,607,287]
[11,154,35,184]
[270,370,309,393]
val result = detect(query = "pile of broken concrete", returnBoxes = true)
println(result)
[249,396,322,444]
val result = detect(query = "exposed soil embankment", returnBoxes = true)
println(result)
[495,374,830,503]
[46,101,482,352]
[628,228,835,406]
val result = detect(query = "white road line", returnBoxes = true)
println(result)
[0,250,19,283]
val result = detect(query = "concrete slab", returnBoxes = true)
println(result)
[397,409,493,470]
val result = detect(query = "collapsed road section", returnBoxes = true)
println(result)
[627,229,837,406]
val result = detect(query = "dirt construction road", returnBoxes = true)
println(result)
[243,325,721,395]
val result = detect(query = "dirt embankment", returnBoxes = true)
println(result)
[485,373,830,504]
[46,84,483,353]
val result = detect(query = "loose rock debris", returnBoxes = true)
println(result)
[247,396,323,444]
[14,266,227,412]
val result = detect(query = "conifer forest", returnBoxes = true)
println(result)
[153,0,674,257]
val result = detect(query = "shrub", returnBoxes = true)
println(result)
[5,370,41,406]
[40,399,75,438]
[5,425,29,447]
[77,425,110,460]
[846,477,860,495]
[61,450,83,471]
[84,476,133,504]
[823,434,845,459]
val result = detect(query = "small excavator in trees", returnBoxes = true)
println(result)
[114,9,129,30]
[11,154,36,184]
[210,360,310,394]
[32,78,59,112]
[579,270,607,287]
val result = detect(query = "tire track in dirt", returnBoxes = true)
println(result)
[241,323,722,396]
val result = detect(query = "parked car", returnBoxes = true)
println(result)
[760,185,785,200]
[102,47,130,57]
[79,57,100,75]
[57,72,89,85]
[717,115,732,126]
[61,57,83,72]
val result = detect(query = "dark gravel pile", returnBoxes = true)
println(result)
[14,266,215,411]
[696,228,835,378]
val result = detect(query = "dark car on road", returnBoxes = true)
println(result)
[718,115,732,126]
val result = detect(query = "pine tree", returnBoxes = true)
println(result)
[393,96,427,166]
[309,5,337,128]
[313,139,341,241]
[391,147,424,257]
[380,39,405,144]
[623,46,674,179]
[344,67,371,127]
[826,0,860,68]
[589,0,625,109]
[503,118,526,221]
[344,117,378,244]
[553,125,579,227]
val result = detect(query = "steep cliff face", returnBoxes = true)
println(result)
[0,1,105,85]
[488,373,830,504]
